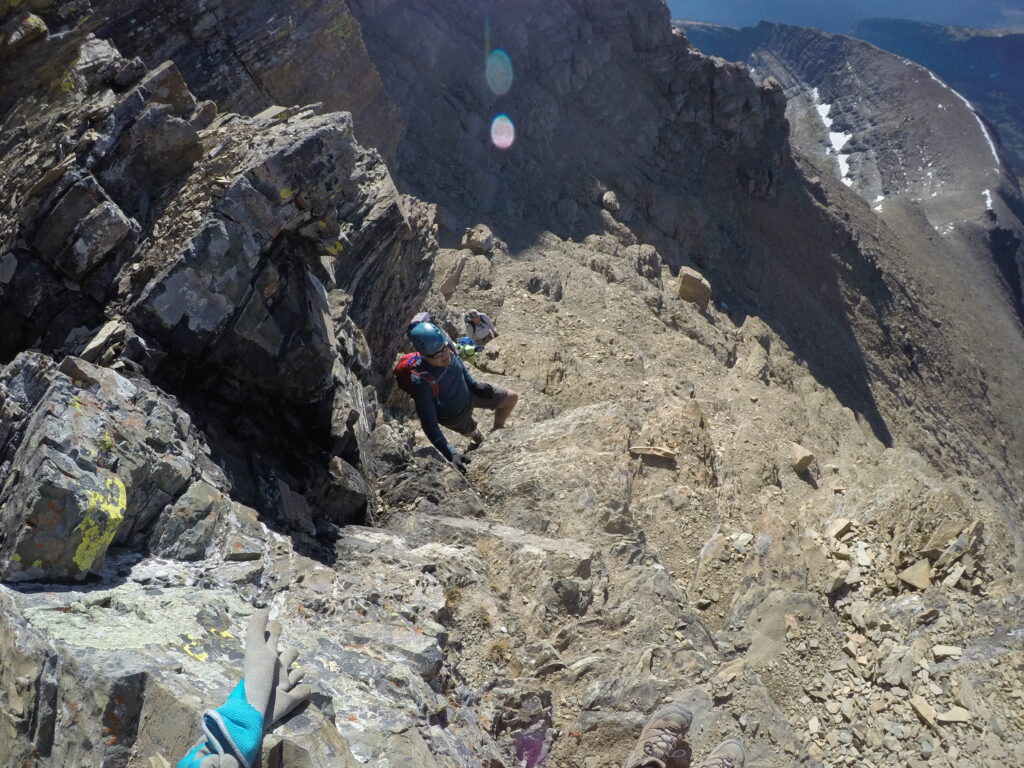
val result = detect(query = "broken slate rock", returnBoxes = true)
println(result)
[898,559,932,591]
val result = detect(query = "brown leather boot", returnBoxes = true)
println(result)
[622,703,693,768]
[694,739,745,768]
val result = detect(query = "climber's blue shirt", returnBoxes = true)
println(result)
[411,353,479,460]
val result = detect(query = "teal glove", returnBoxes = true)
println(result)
[178,743,239,768]
[178,610,285,768]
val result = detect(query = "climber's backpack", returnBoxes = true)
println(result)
[394,352,438,397]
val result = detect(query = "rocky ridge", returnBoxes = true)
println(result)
[0,2,1022,768]
[677,21,1024,317]
[851,19,1024,176]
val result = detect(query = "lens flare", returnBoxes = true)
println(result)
[490,114,515,150]
[486,49,514,95]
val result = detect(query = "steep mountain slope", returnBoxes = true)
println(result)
[852,19,1024,176]
[346,3,1024,504]
[1,2,1023,768]
[678,21,1024,447]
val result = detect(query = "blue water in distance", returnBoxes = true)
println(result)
[667,0,1022,34]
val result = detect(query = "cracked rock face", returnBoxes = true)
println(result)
[0,354,210,582]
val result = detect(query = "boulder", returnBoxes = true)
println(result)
[789,442,815,473]
[676,266,711,311]
[460,223,501,255]
[898,559,932,591]
[0,354,216,582]
[127,110,409,403]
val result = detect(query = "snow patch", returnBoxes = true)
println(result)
[811,87,835,127]
[983,189,993,210]
[874,195,885,203]
[928,71,1000,165]
[810,88,853,187]
[817,104,833,128]
[829,131,851,153]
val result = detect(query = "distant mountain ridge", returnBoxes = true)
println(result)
[677,19,1024,323]
[853,18,1024,175]
[667,0,1024,34]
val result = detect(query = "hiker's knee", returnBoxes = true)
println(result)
[502,389,518,408]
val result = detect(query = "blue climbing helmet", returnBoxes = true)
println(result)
[408,322,447,355]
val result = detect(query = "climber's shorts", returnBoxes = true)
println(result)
[440,384,510,435]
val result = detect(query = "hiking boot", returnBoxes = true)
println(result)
[622,703,693,768]
[694,739,745,768]
[466,430,485,451]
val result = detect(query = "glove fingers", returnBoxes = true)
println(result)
[245,609,270,649]
[264,620,283,652]
[199,756,239,768]
[282,684,313,716]
[278,647,299,670]
[287,665,306,686]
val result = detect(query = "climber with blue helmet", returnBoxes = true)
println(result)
[398,320,518,473]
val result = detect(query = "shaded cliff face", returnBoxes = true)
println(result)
[852,19,1024,176]
[92,0,404,161]
[678,21,1024,478]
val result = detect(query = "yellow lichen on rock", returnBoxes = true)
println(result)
[182,633,209,662]
[72,475,126,573]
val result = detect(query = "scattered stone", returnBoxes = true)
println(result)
[80,319,127,362]
[628,445,676,460]
[854,542,874,567]
[909,696,937,728]
[920,519,967,559]
[789,442,814,473]
[676,266,712,311]
[932,645,962,660]
[600,190,620,212]
[461,223,499,255]
[827,518,855,540]
[898,559,932,590]
[936,707,972,723]
[825,567,850,595]
[731,532,754,552]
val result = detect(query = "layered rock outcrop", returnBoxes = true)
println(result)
[92,0,403,161]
